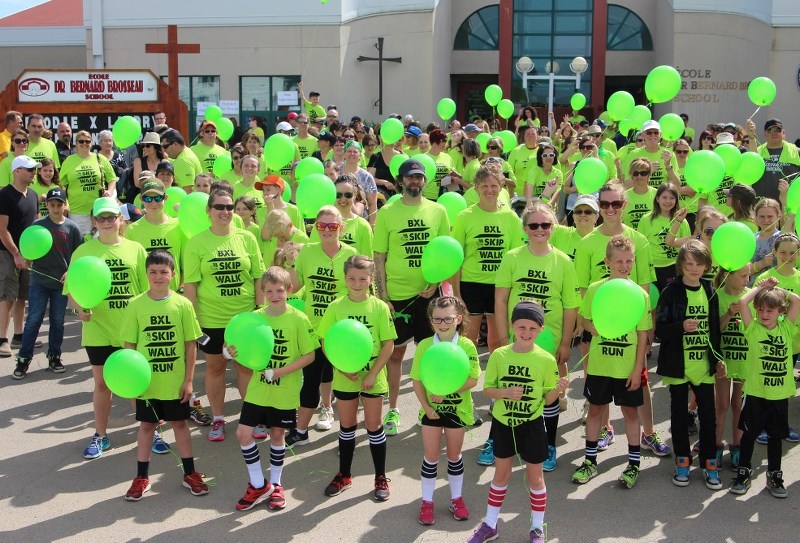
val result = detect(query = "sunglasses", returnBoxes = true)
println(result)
[766,127,782,134]
[702,136,713,141]
[644,130,660,136]
[572,208,595,216]
[632,170,650,177]
[22,167,36,172]
[674,149,689,155]
[95,215,119,223]
[636,139,644,143]
[598,200,625,210]
[541,153,555,158]
[316,222,340,231]
[344,135,356,140]
[336,191,354,199]
[142,194,166,203]
[203,129,217,134]
[487,145,499,150]
[742,139,750,145]
[430,317,456,324]
[580,145,594,150]
[77,139,92,145]
[526,222,552,230]
[13,138,28,145]
[703,227,716,236]
[211,203,234,211]
[161,142,173,148]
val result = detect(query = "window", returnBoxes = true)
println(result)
[607,4,653,51]
[454,5,499,50]
[240,75,301,137]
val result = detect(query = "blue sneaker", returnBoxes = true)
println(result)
[152,431,170,455]
[543,445,557,472]
[597,426,615,451]
[477,439,495,466]
[786,428,800,443]
[83,433,111,459]
[756,430,769,445]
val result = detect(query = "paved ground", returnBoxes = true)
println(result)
[2,314,800,543]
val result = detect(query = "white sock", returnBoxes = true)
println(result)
[240,442,265,488]
[447,456,464,500]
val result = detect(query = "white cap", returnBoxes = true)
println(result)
[11,155,38,171]
[641,120,661,132]
[276,121,293,132]
[715,132,735,146]
[573,195,600,213]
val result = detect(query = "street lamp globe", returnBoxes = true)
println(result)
[545,60,560,74]
[570,56,588,74]
[516,56,534,74]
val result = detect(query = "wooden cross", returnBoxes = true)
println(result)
[357,37,402,115]
[145,25,200,136]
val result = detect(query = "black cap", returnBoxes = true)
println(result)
[511,301,545,326]
[764,118,783,131]
[398,159,426,179]
[46,188,66,202]
[156,161,174,175]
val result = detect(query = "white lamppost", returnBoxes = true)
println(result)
[516,56,589,133]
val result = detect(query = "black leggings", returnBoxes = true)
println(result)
[670,381,716,462]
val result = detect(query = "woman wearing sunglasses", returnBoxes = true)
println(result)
[310,175,373,257]
[696,131,715,151]
[0,129,31,186]
[132,132,166,186]
[523,143,562,209]
[183,189,266,443]
[220,144,246,186]
[422,129,457,199]
[622,159,657,230]
[340,141,378,227]
[671,139,697,231]
[480,137,516,196]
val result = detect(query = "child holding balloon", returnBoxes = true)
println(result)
[119,249,208,501]
[410,296,480,526]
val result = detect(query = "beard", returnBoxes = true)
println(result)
[403,185,422,197]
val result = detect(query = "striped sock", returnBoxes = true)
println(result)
[485,484,507,529]
[420,458,438,501]
[585,440,598,464]
[530,486,547,530]
[368,428,387,476]
[269,445,285,486]
[628,444,641,468]
[240,442,265,488]
[447,456,465,500]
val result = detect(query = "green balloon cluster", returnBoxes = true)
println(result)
[570,93,587,111]
[591,278,646,338]
[325,319,373,373]
[711,221,756,271]
[67,256,112,309]
[644,65,682,103]
[19,225,53,260]
[437,98,456,120]
[484,84,502,107]
[178,191,211,238]
[204,105,223,121]
[212,154,233,177]
[497,99,514,120]
[389,154,410,178]
[684,150,725,193]
[380,118,405,145]
[606,91,635,121]
[573,157,608,194]
[437,192,467,223]
[629,105,652,130]
[714,144,742,177]
[733,152,766,185]
[264,134,296,170]
[164,187,186,218]
[216,117,234,142]
[296,173,336,218]
[534,328,556,356]
[103,349,151,398]
[224,312,275,370]
[421,236,464,284]
[659,113,685,141]
[747,77,777,107]
[112,116,141,149]
[420,342,470,396]
[295,157,324,180]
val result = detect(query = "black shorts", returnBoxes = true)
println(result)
[198,327,225,355]
[460,281,495,315]
[86,345,121,367]
[421,411,467,429]
[584,374,644,407]
[299,348,334,409]
[333,390,384,401]
[239,401,297,430]
[135,398,190,423]
[739,396,789,439]
[391,295,434,346]
[490,417,548,464]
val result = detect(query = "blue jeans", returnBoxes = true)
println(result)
[19,283,68,359]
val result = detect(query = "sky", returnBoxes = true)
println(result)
[0,0,47,19]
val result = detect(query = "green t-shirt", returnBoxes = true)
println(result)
[260,227,309,267]
[120,292,202,400]
[461,159,480,185]
[318,295,397,394]
[60,153,116,215]
[232,181,267,224]
[183,229,265,328]
[293,135,318,159]
[574,225,655,288]
[123,217,186,290]
[743,317,798,400]
[294,242,357,329]
[173,148,203,188]
[637,214,689,268]
[549,225,586,261]
[31,182,55,217]
[27,138,60,167]
[522,165,563,201]
[447,148,464,174]
[755,267,800,353]
[718,287,749,380]
[421,152,454,200]
[623,187,657,229]
[484,344,558,427]
[410,334,480,425]
[508,144,539,184]
[452,205,524,284]
[244,306,319,409]
[190,143,228,173]
[373,198,450,300]
[623,147,678,188]
[676,167,699,214]
[699,175,734,218]
[310,215,373,257]
[663,286,714,386]
[220,169,243,186]
[67,238,148,346]
[580,278,652,379]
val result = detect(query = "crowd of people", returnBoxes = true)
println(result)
[1,87,799,543]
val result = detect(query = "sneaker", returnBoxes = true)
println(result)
[83,433,111,459]
[530,527,545,543]
[597,425,615,451]
[0,340,12,357]
[152,432,170,454]
[189,400,211,426]
[449,496,469,521]
[729,445,741,471]
[12,357,30,380]
[252,424,268,439]
[324,472,353,496]
[182,471,209,496]
[477,439,495,466]
[756,430,768,445]
[208,419,226,442]
[581,401,589,425]
[729,467,752,495]
[47,354,65,373]
[10,337,42,349]
[383,409,400,436]
[373,475,390,501]
[786,428,800,443]
[268,483,286,510]
[571,459,598,484]
[687,410,698,436]
[236,483,272,511]
[703,458,723,490]
[672,456,691,487]
[467,521,499,543]
[285,429,310,448]
[618,464,640,488]
[418,499,435,525]
[767,470,788,498]
[124,477,151,501]
[543,445,557,472]
[715,447,724,465]
[559,396,568,412]
[316,407,334,431]
[641,432,671,457]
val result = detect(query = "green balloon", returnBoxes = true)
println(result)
[629,105,652,130]
[475,132,492,153]
[103,349,151,398]
[178,191,211,238]
[204,105,223,121]
[287,297,305,312]
[437,192,468,223]
[606,91,635,121]
[570,93,587,111]
[534,328,556,356]
[598,111,612,124]
[645,65,682,103]
[437,98,456,120]
[112,116,141,149]
[295,157,324,180]
[224,312,275,370]
[711,221,756,271]
[497,99,515,120]
[733,152,766,186]
[714,144,743,177]
[649,283,660,311]
[212,154,233,177]
[412,153,437,181]
[164,186,186,218]
[264,133,296,170]
[19,225,53,260]
[618,119,634,139]
[684,150,725,193]
[389,153,409,178]
[419,342,470,396]
[499,130,518,153]
[747,76,777,107]
[296,173,336,218]
[659,113,685,141]
[325,319,374,373]
[574,157,608,194]
[591,278,646,338]
[216,117,234,142]
[67,256,112,309]
[484,84,503,107]
[421,236,464,284]
[380,118,405,145]
[386,194,402,205]
[788,182,800,213]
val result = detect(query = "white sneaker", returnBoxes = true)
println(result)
[316,408,334,431]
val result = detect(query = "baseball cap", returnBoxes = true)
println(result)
[715,132,735,146]
[276,121,293,132]
[764,118,783,131]
[464,124,482,133]
[92,197,121,217]
[254,174,285,192]
[142,179,166,195]
[595,119,608,129]
[11,155,38,171]
[642,120,661,132]
[587,124,602,135]
[404,126,422,138]
[199,120,217,132]
[398,159,426,178]
[155,161,174,175]
[138,170,156,182]
[287,112,299,120]
[46,188,66,202]
[573,195,600,213]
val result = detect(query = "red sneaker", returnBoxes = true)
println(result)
[418,500,435,525]
[449,496,470,520]
[374,475,390,501]
[236,483,272,511]
[268,483,286,510]
[182,471,209,496]
[324,472,353,497]
[125,477,151,501]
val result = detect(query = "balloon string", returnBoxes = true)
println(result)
[27,267,63,283]
[748,106,761,121]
